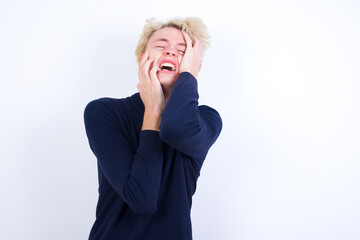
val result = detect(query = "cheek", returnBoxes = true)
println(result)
[149,51,161,60]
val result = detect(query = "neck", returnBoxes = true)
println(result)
[162,80,178,104]
[162,85,172,104]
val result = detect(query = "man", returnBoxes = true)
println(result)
[84,17,222,240]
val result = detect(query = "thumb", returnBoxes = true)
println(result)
[150,65,161,82]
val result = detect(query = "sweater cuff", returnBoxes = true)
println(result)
[138,130,163,151]
[176,72,199,97]
[178,71,197,85]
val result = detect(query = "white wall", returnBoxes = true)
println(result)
[1,0,359,239]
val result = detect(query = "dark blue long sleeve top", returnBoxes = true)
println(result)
[83,72,222,240]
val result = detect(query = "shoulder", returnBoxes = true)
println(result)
[84,95,137,115]
[84,97,134,124]
[84,97,118,116]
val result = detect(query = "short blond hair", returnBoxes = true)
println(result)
[135,17,210,66]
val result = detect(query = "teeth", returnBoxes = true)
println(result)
[160,62,175,71]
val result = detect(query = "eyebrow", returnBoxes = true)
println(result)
[154,38,186,46]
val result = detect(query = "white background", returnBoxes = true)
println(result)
[1,0,359,239]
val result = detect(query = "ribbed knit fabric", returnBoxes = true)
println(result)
[83,72,222,240]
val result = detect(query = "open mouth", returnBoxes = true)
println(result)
[159,62,176,72]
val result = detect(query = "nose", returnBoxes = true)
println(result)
[164,47,177,57]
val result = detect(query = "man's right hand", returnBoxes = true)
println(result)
[137,51,165,131]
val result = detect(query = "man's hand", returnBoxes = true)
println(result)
[137,51,165,131]
[179,31,204,79]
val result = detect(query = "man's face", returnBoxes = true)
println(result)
[144,27,186,87]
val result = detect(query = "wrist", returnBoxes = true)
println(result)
[180,70,197,79]
[142,111,161,131]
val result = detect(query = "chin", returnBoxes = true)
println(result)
[158,72,178,87]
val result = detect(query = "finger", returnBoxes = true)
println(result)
[141,51,149,62]
[193,35,202,48]
[142,57,154,80]
[182,31,193,49]
[139,53,150,85]
[149,55,157,71]
[140,51,149,67]
[139,55,150,81]
[193,38,204,56]
[149,55,160,77]
[197,42,204,56]
[192,34,199,46]
[150,64,160,81]
[138,69,147,85]
[139,58,151,83]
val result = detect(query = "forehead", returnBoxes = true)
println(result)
[148,27,185,45]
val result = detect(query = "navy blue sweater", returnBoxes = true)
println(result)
[83,72,222,240]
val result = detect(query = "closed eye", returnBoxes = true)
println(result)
[156,46,185,54]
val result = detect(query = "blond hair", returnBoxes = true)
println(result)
[135,17,210,66]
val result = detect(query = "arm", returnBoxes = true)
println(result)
[84,99,163,216]
[159,72,222,162]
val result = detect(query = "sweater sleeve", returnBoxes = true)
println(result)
[83,99,163,216]
[159,72,222,164]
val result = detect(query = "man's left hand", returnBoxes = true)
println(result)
[179,31,204,79]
